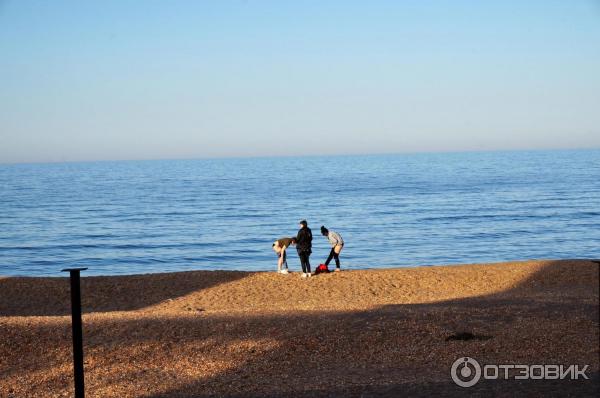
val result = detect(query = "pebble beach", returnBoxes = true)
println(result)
[1,259,598,397]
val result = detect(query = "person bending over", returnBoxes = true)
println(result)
[296,220,313,278]
[320,225,344,272]
[272,237,296,274]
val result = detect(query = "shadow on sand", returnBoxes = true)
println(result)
[1,260,598,397]
[142,261,599,397]
[0,270,251,316]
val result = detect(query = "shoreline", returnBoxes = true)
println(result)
[1,259,598,396]
[3,257,596,279]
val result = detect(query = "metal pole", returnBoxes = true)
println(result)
[62,267,87,398]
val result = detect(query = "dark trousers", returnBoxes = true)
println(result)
[298,251,311,274]
[325,247,341,268]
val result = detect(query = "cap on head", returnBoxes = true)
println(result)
[299,220,308,227]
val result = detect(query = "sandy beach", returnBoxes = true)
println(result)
[1,259,598,397]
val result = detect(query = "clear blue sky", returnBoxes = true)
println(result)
[1,1,599,163]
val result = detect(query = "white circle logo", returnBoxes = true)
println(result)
[451,357,481,387]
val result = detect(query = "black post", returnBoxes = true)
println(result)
[62,267,87,398]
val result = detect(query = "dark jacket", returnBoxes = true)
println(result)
[296,226,312,253]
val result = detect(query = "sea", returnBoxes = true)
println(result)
[1,150,599,276]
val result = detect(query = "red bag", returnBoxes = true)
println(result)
[315,263,330,275]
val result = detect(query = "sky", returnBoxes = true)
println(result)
[1,1,599,163]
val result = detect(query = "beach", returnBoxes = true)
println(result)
[1,259,598,397]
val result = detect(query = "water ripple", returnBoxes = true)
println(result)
[1,150,599,276]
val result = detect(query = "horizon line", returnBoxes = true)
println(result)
[1,146,599,166]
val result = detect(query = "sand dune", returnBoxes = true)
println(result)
[1,260,598,397]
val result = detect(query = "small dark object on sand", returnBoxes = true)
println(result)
[445,332,492,341]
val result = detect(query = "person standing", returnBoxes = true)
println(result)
[272,237,296,274]
[296,220,313,278]
[320,226,344,272]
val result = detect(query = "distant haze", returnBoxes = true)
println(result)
[1,1,599,163]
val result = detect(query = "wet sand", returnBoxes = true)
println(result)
[1,260,598,397]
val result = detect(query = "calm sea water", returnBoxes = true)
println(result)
[1,150,599,276]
